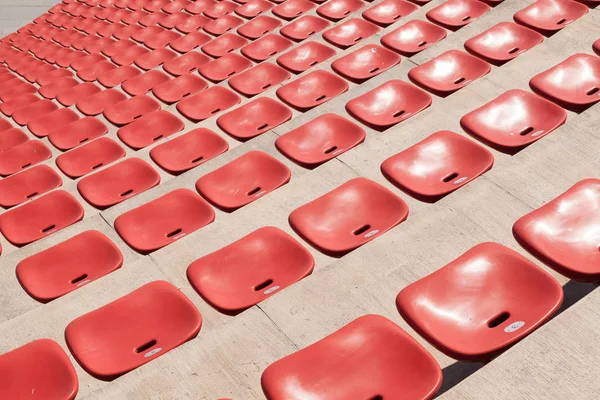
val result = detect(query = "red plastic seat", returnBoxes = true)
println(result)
[289,178,408,254]
[277,70,349,111]
[186,0,216,14]
[1,94,39,117]
[111,45,150,67]
[460,89,567,150]
[170,31,212,53]
[11,99,58,126]
[115,189,215,252]
[56,138,126,178]
[513,0,588,35]
[362,0,418,26]
[199,53,253,82]
[150,128,229,173]
[97,65,141,88]
[280,15,330,41]
[204,0,239,18]
[28,108,80,138]
[134,48,178,71]
[0,340,78,400]
[235,0,274,18]
[188,226,314,311]
[396,242,563,361]
[39,77,79,99]
[332,44,400,82]
[529,54,600,110]
[0,140,52,177]
[177,86,241,121]
[144,0,170,12]
[195,151,291,211]
[158,11,191,29]
[237,16,282,39]
[77,158,161,208]
[217,98,292,141]
[0,165,62,208]
[70,54,108,72]
[122,70,171,96]
[346,80,432,129]
[77,89,128,116]
[594,38,600,56]
[104,95,162,126]
[77,61,118,82]
[275,114,365,167]
[0,128,28,152]
[153,74,208,103]
[0,81,37,102]
[323,18,380,48]
[0,190,84,245]
[48,117,109,152]
[273,0,315,20]
[65,281,202,380]
[201,33,248,58]
[241,34,293,62]
[276,41,336,73]
[204,15,245,36]
[137,10,168,27]
[229,63,290,96]
[117,110,184,149]
[163,52,211,76]
[465,22,543,64]
[56,83,103,107]
[163,0,192,13]
[513,179,600,281]
[427,0,489,30]
[408,50,491,96]
[16,230,122,302]
[101,39,137,58]
[262,315,442,400]
[317,0,364,21]
[381,130,494,200]
[176,14,211,33]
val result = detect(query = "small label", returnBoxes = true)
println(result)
[504,321,525,333]
[144,348,162,358]
[254,190,267,197]
[364,229,379,238]
[76,279,91,288]
[531,130,545,137]
[172,233,186,241]
[264,285,280,295]
[454,177,468,185]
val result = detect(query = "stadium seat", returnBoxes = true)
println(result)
[229,62,291,96]
[235,0,274,19]
[332,44,400,81]
[362,0,418,27]
[177,85,241,121]
[170,31,212,53]
[201,33,248,58]
[237,15,282,39]
[122,70,171,96]
[0,165,62,208]
[56,82,103,107]
[77,60,118,82]
[204,15,245,36]
[241,34,293,62]
[103,95,162,126]
[77,89,128,116]
[117,110,184,149]
[111,44,150,66]
[163,52,211,76]
[0,94,39,117]
[317,0,364,21]
[272,0,315,20]
[280,15,330,41]
[426,0,490,30]
[276,41,336,73]
[28,108,80,138]
[97,64,141,88]
[0,140,52,176]
[175,14,211,33]
[153,73,208,103]
[0,127,28,152]
[198,53,253,82]
[513,0,588,35]
[55,137,126,179]
[134,48,178,70]
[217,97,292,140]
[323,18,380,48]
[277,69,349,110]
[38,77,79,99]
[204,1,239,19]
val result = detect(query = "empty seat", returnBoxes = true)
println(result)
[0,190,84,245]
[56,138,126,178]
[70,54,108,72]
[362,0,418,26]
[594,38,600,56]
[77,89,128,116]
[277,70,349,111]
[101,39,137,58]
[465,22,543,64]
[150,128,229,173]
[529,54,600,110]
[135,48,178,70]
[111,45,150,66]
[65,281,202,380]
[122,70,171,96]
[426,0,489,30]
[217,98,292,141]
[204,15,245,36]
[97,65,141,88]
[201,33,248,58]
[0,127,28,152]
[16,230,123,302]
[382,130,494,200]
[0,93,39,116]
[115,189,215,252]
[235,0,274,18]
[56,82,103,107]
[273,0,315,20]
[77,61,118,82]
[261,315,442,400]
[0,140,52,177]
[0,116,13,132]
[346,80,432,129]
[0,81,37,102]
[317,0,363,21]
[103,95,162,126]
[229,63,291,96]
[170,31,212,53]
[408,50,491,96]
[280,15,330,41]
[0,165,62,208]
[276,41,337,73]
[396,242,564,361]
[513,179,600,281]
[460,89,567,150]
[196,151,290,211]
[237,16,282,39]
[177,86,241,121]
[158,11,191,29]
[332,44,400,82]
[132,25,169,43]
[323,18,380,48]
[187,226,314,312]
[241,34,293,62]
[205,1,239,18]
[77,158,161,208]
[186,0,216,14]
[0,340,78,400]
[513,0,588,35]
[118,110,184,149]
[164,52,211,76]
[289,178,408,254]
[28,108,80,138]
[199,53,253,82]
[175,14,211,33]
[153,74,208,103]
[39,77,79,99]
[275,113,365,168]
